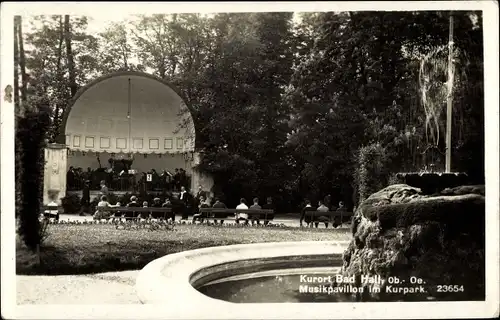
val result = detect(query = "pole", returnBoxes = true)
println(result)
[445,12,454,173]
[128,78,132,155]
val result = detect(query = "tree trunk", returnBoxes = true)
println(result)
[14,17,20,113]
[64,15,77,97]
[17,16,28,107]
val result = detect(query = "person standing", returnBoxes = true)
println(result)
[80,180,91,216]
[235,198,249,225]
[100,180,109,196]
[179,186,191,220]
[334,201,347,228]
[249,197,262,226]
[173,169,180,191]
[196,185,207,203]
[67,167,75,190]
[179,186,187,203]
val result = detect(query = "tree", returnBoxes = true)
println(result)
[192,13,298,210]
[15,16,28,107]
[97,22,144,73]
[64,15,77,97]
[24,15,99,141]
[14,16,20,112]
[287,11,484,206]
[17,102,51,251]
[132,14,182,79]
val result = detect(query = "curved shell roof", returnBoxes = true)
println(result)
[62,72,195,154]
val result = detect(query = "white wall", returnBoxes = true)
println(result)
[43,144,67,205]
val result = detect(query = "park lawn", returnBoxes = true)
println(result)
[17,223,351,275]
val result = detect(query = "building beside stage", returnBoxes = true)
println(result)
[43,71,213,205]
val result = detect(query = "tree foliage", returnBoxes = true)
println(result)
[18,11,484,213]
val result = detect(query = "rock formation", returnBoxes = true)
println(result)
[342,184,485,301]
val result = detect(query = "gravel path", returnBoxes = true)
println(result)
[17,271,140,304]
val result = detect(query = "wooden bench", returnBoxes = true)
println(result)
[306,210,353,227]
[42,205,64,220]
[97,206,174,220]
[198,208,275,224]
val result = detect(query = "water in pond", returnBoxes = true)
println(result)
[197,267,356,303]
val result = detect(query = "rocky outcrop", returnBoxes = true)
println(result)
[343,184,485,301]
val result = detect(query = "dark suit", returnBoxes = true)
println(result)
[126,201,141,218]
[161,202,175,220]
[300,206,317,226]
[180,192,193,219]
[212,201,227,224]
[261,203,275,225]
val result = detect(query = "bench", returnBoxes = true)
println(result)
[306,210,353,227]
[97,206,174,220]
[198,208,275,224]
[42,205,64,221]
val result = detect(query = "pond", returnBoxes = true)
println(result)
[196,267,357,303]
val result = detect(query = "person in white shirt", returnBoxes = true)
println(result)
[235,198,249,225]
[180,186,187,201]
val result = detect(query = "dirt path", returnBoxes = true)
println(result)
[16,271,140,304]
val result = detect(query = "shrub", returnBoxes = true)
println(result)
[354,143,392,204]
[61,193,82,214]
[16,104,51,251]
[106,192,119,205]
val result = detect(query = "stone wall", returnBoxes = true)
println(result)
[342,184,485,301]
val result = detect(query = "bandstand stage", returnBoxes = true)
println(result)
[43,71,213,204]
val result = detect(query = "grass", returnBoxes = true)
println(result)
[16,223,351,275]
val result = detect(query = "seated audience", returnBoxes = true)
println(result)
[152,198,162,208]
[94,195,119,220]
[140,201,149,219]
[212,197,227,225]
[125,195,141,219]
[315,200,330,228]
[249,197,261,226]
[334,201,347,228]
[300,199,316,227]
[235,198,249,225]
[261,197,275,226]
[192,196,210,223]
[162,198,175,221]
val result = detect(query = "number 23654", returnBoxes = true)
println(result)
[437,285,464,293]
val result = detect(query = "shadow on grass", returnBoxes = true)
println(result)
[16,239,235,276]
[17,224,350,276]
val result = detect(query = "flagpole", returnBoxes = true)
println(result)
[445,12,454,173]
[128,78,132,156]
